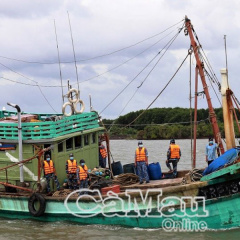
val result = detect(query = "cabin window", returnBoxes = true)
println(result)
[84,135,89,146]
[92,133,96,144]
[75,136,82,149]
[58,142,63,152]
[66,138,73,151]
[0,143,16,151]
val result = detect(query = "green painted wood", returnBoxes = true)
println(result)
[0,192,240,229]
[0,111,100,140]
[201,162,240,181]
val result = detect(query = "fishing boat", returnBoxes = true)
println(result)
[0,16,240,230]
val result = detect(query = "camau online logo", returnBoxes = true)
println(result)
[64,189,208,232]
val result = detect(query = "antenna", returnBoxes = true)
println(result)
[67,11,80,96]
[224,35,229,88]
[89,94,93,111]
[54,19,64,105]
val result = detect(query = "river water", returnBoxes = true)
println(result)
[1,139,240,240]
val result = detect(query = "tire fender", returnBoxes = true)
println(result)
[28,193,46,217]
[62,102,73,117]
[73,99,85,114]
[67,88,79,103]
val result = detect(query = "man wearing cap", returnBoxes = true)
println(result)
[166,139,181,177]
[206,137,218,166]
[66,153,77,190]
[43,154,60,193]
[76,159,89,195]
[135,141,149,184]
[99,142,107,168]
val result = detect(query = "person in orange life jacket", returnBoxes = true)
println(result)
[135,141,150,184]
[43,154,60,193]
[99,142,107,168]
[166,139,181,178]
[65,153,77,190]
[76,159,89,195]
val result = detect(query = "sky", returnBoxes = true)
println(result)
[0,0,240,120]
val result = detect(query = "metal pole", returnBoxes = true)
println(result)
[185,16,225,155]
[7,102,24,183]
[193,67,198,169]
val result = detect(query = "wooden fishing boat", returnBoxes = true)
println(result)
[0,16,240,230]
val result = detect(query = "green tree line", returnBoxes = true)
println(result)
[103,107,240,139]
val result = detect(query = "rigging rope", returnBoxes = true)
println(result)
[100,26,184,115]
[124,51,191,128]
[0,19,184,65]
[0,27,181,89]
[0,62,57,113]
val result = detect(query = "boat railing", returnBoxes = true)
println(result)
[0,111,100,140]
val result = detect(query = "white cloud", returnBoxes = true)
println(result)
[0,0,239,119]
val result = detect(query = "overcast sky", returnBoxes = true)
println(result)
[0,0,239,120]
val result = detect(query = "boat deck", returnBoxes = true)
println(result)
[121,177,183,190]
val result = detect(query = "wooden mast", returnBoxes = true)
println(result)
[185,16,225,155]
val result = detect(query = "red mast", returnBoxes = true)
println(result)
[185,16,225,155]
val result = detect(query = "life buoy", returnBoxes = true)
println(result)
[28,193,46,217]
[73,99,85,114]
[62,102,73,117]
[67,88,79,103]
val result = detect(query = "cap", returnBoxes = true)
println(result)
[80,159,85,164]
[69,153,74,157]
[170,139,175,144]
[138,141,143,146]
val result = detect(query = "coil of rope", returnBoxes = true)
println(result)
[112,173,139,187]
[181,168,203,185]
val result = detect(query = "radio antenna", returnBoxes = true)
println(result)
[54,19,64,104]
[224,35,229,88]
[67,11,80,96]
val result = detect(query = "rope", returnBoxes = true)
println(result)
[0,19,184,65]
[181,168,203,185]
[100,29,182,115]
[125,50,190,128]
[112,173,139,187]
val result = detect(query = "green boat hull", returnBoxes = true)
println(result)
[0,192,239,230]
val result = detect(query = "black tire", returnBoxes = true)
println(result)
[28,193,46,217]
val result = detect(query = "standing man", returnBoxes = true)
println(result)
[43,154,60,193]
[135,141,149,184]
[99,142,107,168]
[66,153,77,190]
[76,159,89,195]
[206,137,218,166]
[166,139,181,178]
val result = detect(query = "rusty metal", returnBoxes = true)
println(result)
[104,133,114,179]
[193,66,199,169]
[5,169,8,183]
[230,95,240,136]
[185,16,225,154]
[0,181,33,192]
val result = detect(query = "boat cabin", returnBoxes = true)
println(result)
[0,110,104,187]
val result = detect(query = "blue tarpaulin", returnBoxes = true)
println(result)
[202,147,240,176]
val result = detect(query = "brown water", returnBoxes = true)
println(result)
[0,219,240,240]
[1,139,239,239]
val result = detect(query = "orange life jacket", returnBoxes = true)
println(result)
[100,146,107,158]
[44,160,54,174]
[136,147,146,162]
[170,144,180,159]
[67,159,77,173]
[78,165,88,180]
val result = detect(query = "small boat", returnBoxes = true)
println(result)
[0,16,240,230]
